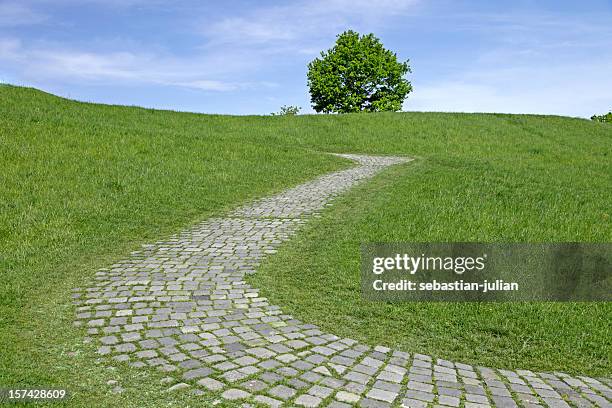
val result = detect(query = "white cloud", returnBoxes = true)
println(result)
[0,40,273,92]
[176,79,238,92]
[34,50,146,79]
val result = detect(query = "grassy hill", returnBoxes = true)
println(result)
[1,84,610,406]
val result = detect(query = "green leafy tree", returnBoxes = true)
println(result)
[307,30,412,113]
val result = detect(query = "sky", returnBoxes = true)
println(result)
[1,0,611,117]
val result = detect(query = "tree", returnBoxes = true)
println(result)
[307,30,412,113]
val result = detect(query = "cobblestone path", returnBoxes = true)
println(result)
[72,154,611,408]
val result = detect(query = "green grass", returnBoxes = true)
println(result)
[1,84,610,406]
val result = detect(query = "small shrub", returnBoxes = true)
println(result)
[271,105,301,116]
[591,111,612,123]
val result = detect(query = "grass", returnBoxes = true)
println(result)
[1,84,610,406]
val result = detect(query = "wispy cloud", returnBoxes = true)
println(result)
[201,0,419,49]
[0,39,274,92]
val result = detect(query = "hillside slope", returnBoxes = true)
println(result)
[1,85,610,406]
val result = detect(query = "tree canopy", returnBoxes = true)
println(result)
[307,30,412,113]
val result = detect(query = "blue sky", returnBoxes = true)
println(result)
[1,0,611,117]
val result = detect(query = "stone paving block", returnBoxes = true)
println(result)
[240,379,267,392]
[182,367,213,381]
[288,378,309,390]
[517,392,541,405]
[276,353,298,363]
[354,364,378,376]
[238,365,259,375]
[336,390,361,403]
[100,335,119,345]
[179,359,202,370]
[361,356,384,368]
[253,395,283,407]
[308,384,333,398]
[584,393,610,407]
[214,361,238,371]
[409,373,433,384]
[196,377,224,391]
[166,382,190,392]
[328,402,352,408]
[268,384,296,400]
[372,380,401,393]
[295,394,323,407]
[366,387,398,403]
[259,359,282,370]
[439,395,461,407]
[464,384,485,394]
[221,369,249,383]
[345,370,371,384]
[464,403,490,408]
[221,388,250,400]
[408,380,434,393]
[291,360,314,371]
[115,343,136,353]
[359,398,391,407]
[277,366,299,377]
[405,389,435,402]
[402,398,428,408]
[536,388,563,399]
[260,371,283,384]
[438,387,462,397]
[377,370,403,383]
[489,386,511,397]
[542,398,571,408]
[301,371,323,384]
[167,352,188,362]
[466,393,489,404]
[491,395,519,408]
[345,381,367,395]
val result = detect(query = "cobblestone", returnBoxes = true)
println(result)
[73,154,611,407]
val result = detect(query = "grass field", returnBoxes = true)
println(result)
[1,84,610,406]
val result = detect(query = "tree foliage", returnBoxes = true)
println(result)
[307,30,412,113]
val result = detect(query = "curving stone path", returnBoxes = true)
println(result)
[72,154,611,408]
